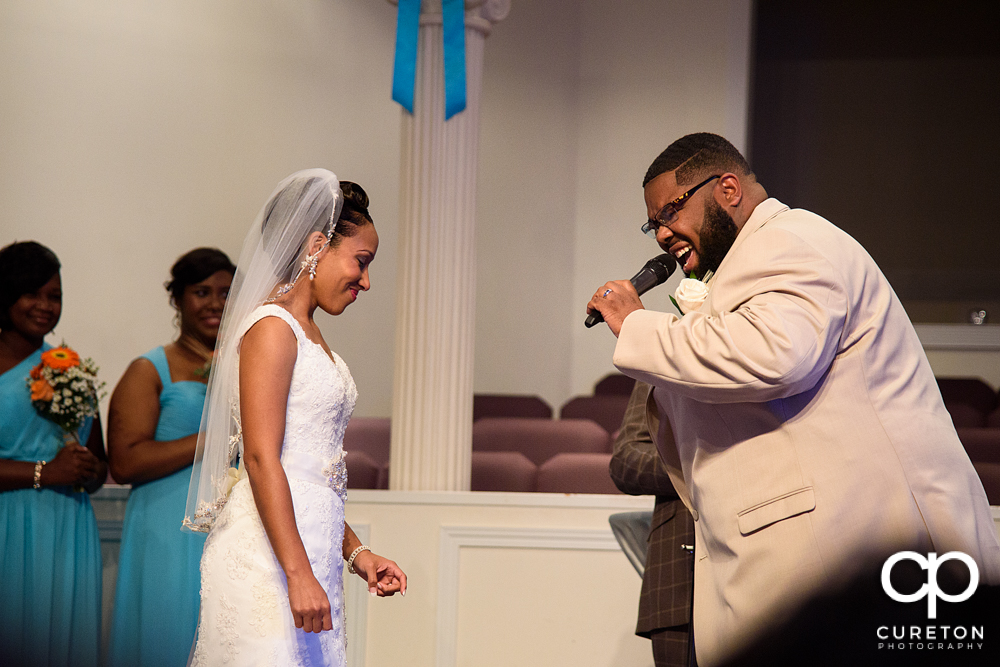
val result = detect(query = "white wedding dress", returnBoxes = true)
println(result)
[192,305,356,667]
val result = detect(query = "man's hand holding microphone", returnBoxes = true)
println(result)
[585,254,676,337]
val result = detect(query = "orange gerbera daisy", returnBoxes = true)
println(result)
[30,378,55,401]
[41,347,80,371]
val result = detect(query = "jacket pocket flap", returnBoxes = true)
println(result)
[737,486,815,536]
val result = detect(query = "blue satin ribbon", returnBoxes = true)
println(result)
[392,0,467,121]
[391,0,420,113]
[441,0,467,120]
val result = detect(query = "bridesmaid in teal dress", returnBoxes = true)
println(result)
[0,241,108,667]
[106,248,235,667]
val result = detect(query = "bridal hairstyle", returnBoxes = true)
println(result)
[184,169,345,532]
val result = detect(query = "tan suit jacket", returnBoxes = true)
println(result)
[613,199,1000,666]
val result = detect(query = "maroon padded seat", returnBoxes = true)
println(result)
[345,450,380,489]
[471,451,538,492]
[559,395,631,435]
[988,408,1000,428]
[954,427,1000,462]
[472,418,611,466]
[343,417,391,467]
[593,373,636,396]
[973,461,1000,506]
[344,417,391,489]
[537,453,621,494]
[956,427,1000,505]
[937,378,998,428]
[947,403,989,428]
[473,394,553,421]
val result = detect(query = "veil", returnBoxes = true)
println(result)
[183,169,344,533]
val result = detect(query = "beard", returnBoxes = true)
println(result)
[698,198,740,275]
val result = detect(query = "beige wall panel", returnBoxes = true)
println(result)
[455,547,648,666]
[344,491,654,667]
[925,351,1000,391]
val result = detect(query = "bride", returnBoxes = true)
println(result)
[184,170,406,666]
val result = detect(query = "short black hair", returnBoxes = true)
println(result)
[165,247,236,306]
[643,133,753,187]
[0,241,61,329]
[329,180,373,247]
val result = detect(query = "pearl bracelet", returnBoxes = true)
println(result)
[33,460,46,489]
[346,545,371,575]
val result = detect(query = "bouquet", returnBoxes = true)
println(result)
[27,344,106,446]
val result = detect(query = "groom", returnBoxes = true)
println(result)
[587,132,1000,666]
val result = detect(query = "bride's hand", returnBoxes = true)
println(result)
[352,551,407,597]
[286,571,332,633]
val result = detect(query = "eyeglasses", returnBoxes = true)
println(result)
[641,175,721,238]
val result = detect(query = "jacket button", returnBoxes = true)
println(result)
[691,509,699,521]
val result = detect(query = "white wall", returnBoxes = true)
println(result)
[565,0,753,398]
[1,0,403,417]
[474,0,583,410]
[474,0,754,406]
[1,0,754,419]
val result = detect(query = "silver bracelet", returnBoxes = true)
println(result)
[346,545,371,575]
[33,460,46,489]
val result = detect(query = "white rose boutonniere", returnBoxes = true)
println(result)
[670,274,710,315]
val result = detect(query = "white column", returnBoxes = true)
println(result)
[388,0,509,491]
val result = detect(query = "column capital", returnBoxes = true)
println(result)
[476,0,511,23]
[387,0,510,34]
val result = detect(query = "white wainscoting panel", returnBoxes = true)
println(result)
[436,526,622,667]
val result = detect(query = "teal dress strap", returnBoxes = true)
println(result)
[141,346,172,388]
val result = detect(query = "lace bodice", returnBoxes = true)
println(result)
[237,304,357,466]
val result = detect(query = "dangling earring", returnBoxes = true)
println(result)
[265,241,326,304]
[307,252,319,281]
[305,240,329,281]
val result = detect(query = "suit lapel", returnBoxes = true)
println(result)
[645,385,693,511]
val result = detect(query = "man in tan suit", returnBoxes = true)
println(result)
[587,133,1000,666]
[610,380,695,667]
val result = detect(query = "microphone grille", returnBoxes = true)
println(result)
[648,253,677,284]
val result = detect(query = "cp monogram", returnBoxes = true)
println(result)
[881,551,979,619]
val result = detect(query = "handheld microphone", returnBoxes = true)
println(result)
[585,253,677,328]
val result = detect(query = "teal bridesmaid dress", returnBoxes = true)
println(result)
[107,347,208,667]
[0,343,101,667]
